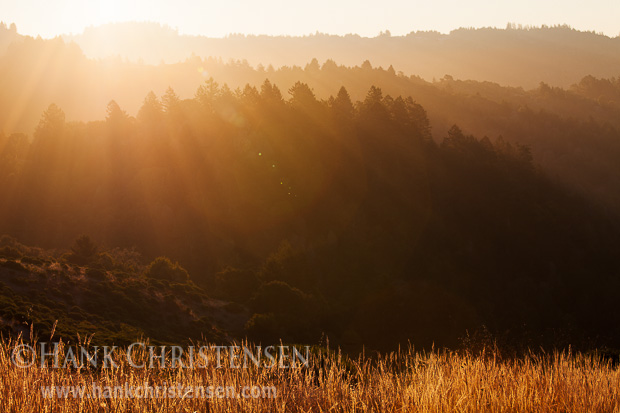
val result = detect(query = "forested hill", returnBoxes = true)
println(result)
[62,22,620,88]
[1,24,620,351]
[1,31,620,214]
[1,83,620,350]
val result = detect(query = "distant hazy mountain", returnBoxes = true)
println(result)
[63,22,620,88]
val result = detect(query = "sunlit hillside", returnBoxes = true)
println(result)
[1,26,620,216]
[1,2,620,410]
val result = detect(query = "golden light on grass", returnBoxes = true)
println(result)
[1,338,619,412]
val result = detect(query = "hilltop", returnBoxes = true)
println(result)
[62,22,620,88]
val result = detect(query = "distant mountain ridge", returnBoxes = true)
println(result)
[62,21,620,88]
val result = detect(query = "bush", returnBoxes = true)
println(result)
[245,313,280,342]
[95,253,115,270]
[215,267,258,302]
[0,260,28,273]
[190,316,212,332]
[20,256,43,265]
[224,302,245,314]
[104,247,143,272]
[85,267,107,281]
[258,241,311,289]
[0,235,18,247]
[0,246,21,259]
[144,257,189,283]
[67,235,98,265]
[250,280,307,316]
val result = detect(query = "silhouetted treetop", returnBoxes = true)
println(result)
[137,91,164,125]
[34,103,65,139]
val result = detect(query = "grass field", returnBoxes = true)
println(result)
[1,336,619,412]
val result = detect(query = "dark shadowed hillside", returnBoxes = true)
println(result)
[0,236,239,345]
[1,83,619,351]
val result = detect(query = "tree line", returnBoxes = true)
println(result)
[1,79,619,351]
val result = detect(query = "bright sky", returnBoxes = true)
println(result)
[1,0,619,38]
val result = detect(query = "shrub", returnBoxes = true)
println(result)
[0,260,28,273]
[245,313,280,342]
[0,235,18,247]
[224,302,245,314]
[67,235,98,265]
[190,316,212,331]
[250,280,307,316]
[0,246,21,259]
[104,247,143,272]
[85,267,107,281]
[95,253,115,270]
[215,267,258,302]
[144,257,189,283]
[20,256,43,265]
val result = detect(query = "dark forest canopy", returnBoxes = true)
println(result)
[1,81,620,350]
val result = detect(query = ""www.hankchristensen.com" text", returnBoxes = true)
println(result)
[41,383,277,399]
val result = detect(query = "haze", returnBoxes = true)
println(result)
[4,0,620,409]
[2,0,619,38]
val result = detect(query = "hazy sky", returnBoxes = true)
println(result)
[1,0,619,38]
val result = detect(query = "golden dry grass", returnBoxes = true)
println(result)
[1,336,619,412]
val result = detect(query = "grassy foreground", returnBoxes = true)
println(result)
[1,338,619,412]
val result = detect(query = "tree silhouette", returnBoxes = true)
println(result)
[162,87,180,113]
[144,257,189,283]
[68,235,98,265]
[361,60,373,70]
[288,82,319,110]
[260,79,283,105]
[196,77,220,112]
[106,100,129,125]
[137,91,163,124]
[34,103,65,139]
[330,86,355,126]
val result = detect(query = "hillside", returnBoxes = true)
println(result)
[0,236,240,345]
[62,22,620,88]
[1,84,619,351]
[4,0,620,410]
[1,32,620,217]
